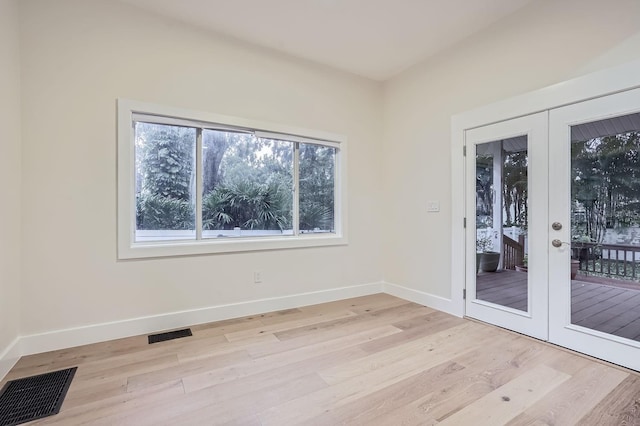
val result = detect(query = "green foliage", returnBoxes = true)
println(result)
[572,132,640,242]
[476,234,493,252]
[299,144,335,230]
[136,123,195,201]
[201,135,294,231]
[503,151,528,227]
[136,193,194,230]
[475,154,493,228]
[300,204,333,231]
[135,124,336,233]
[135,123,196,231]
[202,179,291,231]
[477,148,528,230]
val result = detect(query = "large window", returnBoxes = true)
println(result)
[118,100,346,259]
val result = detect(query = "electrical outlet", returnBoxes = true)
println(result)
[427,200,440,212]
[253,271,262,283]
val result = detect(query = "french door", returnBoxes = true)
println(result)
[549,88,640,370]
[465,112,548,340]
[465,88,640,370]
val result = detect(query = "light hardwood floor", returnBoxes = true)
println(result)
[4,293,640,425]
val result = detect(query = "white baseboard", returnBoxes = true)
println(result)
[19,282,385,357]
[4,280,464,382]
[0,337,21,381]
[383,282,462,317]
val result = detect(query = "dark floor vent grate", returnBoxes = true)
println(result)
[0,366,77,426]
[148,328,193,344]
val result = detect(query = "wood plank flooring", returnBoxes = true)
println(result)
[477,270,640,341]
[3,293,640,425]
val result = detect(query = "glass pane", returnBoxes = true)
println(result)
[299,144,335,233]
[134,122,196,242]
[202,131,293,238]
[570,112,640,341]
[475,136,529,312]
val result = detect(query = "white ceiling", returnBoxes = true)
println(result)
[117,0,534,81]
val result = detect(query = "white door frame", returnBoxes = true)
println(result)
[451,59,640,319]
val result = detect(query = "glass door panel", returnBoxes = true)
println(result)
[570,112,640,340]
[549,88,640,370]
[475,137,529,312]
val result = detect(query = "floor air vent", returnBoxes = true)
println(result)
[0,367,77,426]
[148,328,193,344]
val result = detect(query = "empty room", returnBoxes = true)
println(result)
[3,0,640,424]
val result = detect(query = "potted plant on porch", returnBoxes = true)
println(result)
[514,254,579,277]
[571,234,592,280]
[477,234,501,273]
[571,259,580,280]
[513,253,580,277]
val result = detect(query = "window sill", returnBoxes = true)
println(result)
[117,234,348,260]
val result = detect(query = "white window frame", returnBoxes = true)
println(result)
[117,99,347,259]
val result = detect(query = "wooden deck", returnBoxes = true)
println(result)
[477,270,529,311]
[477,270,640,341]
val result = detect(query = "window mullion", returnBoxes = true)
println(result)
[293,142,300,236]
[195,127,203,240]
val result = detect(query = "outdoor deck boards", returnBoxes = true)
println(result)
[476,270,640,342]
[616,318,640,340]
[572,291,631,323]
[476,270,528,311]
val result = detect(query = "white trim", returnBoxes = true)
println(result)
[551,324,640,372]
[117,98,348,259]
[334,141,347,241]
[0,337,21,381]
[131,113,254,133]
[383,282,461,317]
[119,235,348,259]
[19,282,383,357]
[255,131,341,149]
[450,120,466,318]
[126,101,345,143]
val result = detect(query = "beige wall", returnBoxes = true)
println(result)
[18,0,384,335]
[10,0,640,346]
[0,0,22,354]
[382,0,640,299]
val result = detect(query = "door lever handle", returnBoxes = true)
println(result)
[551,239,570,248]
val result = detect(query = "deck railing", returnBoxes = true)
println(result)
[573,242,640,280]
[503,234,525,270]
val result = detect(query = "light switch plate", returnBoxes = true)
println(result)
[427,201,440,212]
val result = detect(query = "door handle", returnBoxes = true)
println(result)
[551,239,570,248]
